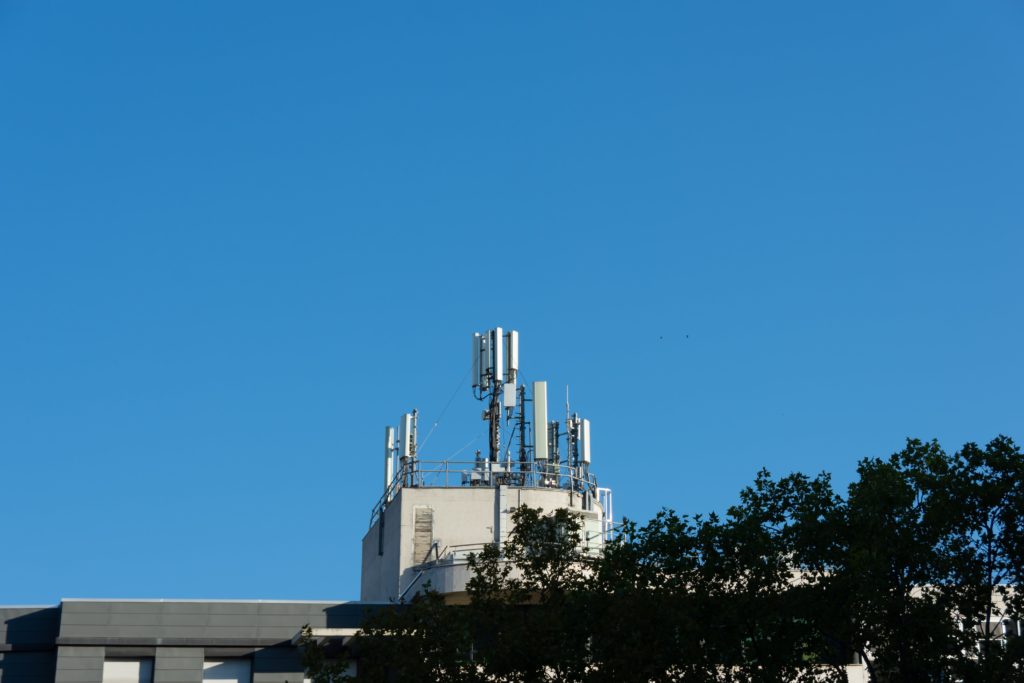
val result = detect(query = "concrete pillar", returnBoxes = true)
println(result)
[54,645,103,683]
[154,647,203,683]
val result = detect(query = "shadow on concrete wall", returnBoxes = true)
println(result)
[0,606,60,681]
[322,603,383,629]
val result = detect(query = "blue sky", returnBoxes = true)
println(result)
[1,2,1021,603]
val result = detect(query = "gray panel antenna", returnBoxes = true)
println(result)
[533,381,548,460]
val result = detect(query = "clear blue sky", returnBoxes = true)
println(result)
[1,2,1021,604]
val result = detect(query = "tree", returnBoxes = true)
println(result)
[353,587,476,683]
[297,625,354,683]
[942,436,1024,682]
[711,470,848,683]
[464,505,592,682]
[300,588,476,683]
[301,437,1022,683]
[822,440,966,681]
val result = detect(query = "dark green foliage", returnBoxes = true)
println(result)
[302,436,1023,682]
[824,440,967,681]
[299,590,476,683]
[463,506,593,682]
[798,437,1024,683]
[296,624,354,683]
[945,437,1024,682]
[353,588,475,682]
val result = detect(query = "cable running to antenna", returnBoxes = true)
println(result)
[450,433,483,459]
[418,361,473,452]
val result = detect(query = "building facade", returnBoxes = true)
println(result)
[0,599,367,683]
[1,328,881,681]
[0,328,618,682]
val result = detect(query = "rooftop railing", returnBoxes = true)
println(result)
[368,458,599,528]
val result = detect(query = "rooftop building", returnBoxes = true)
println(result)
[0,327,619,682]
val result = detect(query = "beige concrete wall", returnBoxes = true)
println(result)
[359,485,605,602]
[360,492,404,602]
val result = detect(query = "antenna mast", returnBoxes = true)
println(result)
[472,328,518,462]
[372,328,609,529]
[517,384,528,484]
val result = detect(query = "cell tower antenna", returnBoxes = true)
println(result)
[566,385,572,470]
[472,327,519,462]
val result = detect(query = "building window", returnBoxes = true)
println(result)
[203,659,252,683]
[102,659,154,683]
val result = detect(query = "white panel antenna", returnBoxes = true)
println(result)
[398,413,413,460]
[580,418,591,464]
[471,333,482,389]
[503,382,517,410]
[533,381,548,460]
[481,333,492,390]
[384,426,395,489]
[505,330,519,383]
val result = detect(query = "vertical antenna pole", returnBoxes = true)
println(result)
[517,384,527,485]
[411,409,418,458]
[565,385,570,433]
[488,386,501,463]
[488,329,503,464]
[411,408,420,486]
[565,386,571,483]
[549,420,560,487]
[398,412,414,488]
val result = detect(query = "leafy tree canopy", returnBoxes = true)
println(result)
[302,436,1023,683]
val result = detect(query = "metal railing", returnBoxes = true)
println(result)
[369,458,600,528]
[413,531,615,571]
[420,542,491,566]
